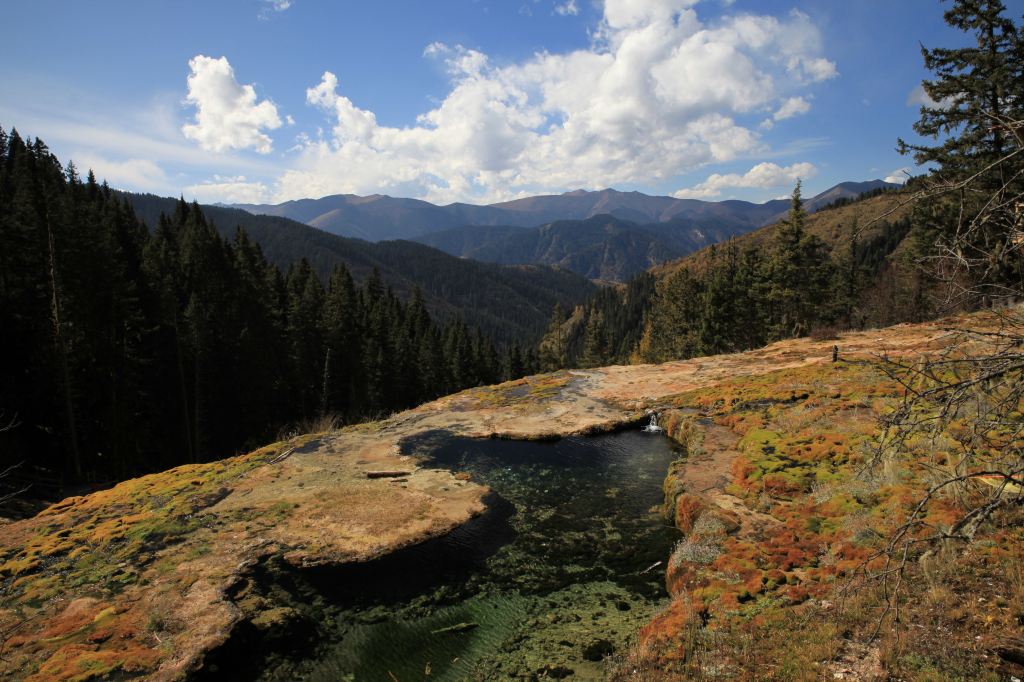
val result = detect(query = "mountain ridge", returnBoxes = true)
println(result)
[409,181,899,280]
[232,180,899,243]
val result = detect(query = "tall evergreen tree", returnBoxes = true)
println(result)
[898,0,1024,303]
[898,0,1021,177]
[764,181,834,339]
[579,310,609,369]
[539,303,569,371]
[638,267,704,362]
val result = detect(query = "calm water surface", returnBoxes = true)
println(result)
[258,429,682,681]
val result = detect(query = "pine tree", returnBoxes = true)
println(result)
[506,343,525,380]
[232,228,289,443]
[639,266,704,362]
[898,0,1023,302]
[539,303,569,370]
[697,245,739,355]
[830,224,868,329]
[733,246,767,350]
[579,310,609,368]
[764,181,834,339]
[765,182,809,339]
[285,259,326,418]
[898,0,1021,177]
[323,264,360,415]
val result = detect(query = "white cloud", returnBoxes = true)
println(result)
[760,95,811,129]
[181,55,282,154]
[555,0,579,16]
[74,155,169,193]
[258,0,292,20]
[773,96,811,121]
[184,175,270,204]
[906,83,954,109]
[672,161,816,198]
[884,167,911,184]
[267,2,836,204]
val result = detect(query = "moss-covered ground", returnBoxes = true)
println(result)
[623,350,1024,680]
[1,310,1015,680]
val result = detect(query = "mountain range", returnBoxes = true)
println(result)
[233,181,898,281]
[233,181,896,240]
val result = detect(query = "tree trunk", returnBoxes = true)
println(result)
[46,219,81,478]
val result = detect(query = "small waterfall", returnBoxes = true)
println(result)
[642,412,663,433]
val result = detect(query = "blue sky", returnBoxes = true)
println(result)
[2,0,1016,205]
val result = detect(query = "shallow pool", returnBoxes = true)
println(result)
[207,429,682,681]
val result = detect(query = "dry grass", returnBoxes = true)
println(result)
[276,412,345,440]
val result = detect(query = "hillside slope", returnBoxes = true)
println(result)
[414,215,686,281]
[541,188,916,369]
[653,186,912,278]
[122,193,597,343]
[1,309,1019,680]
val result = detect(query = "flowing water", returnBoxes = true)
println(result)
[211,429,682,681]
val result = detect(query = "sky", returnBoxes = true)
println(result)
[2,0,1018,206]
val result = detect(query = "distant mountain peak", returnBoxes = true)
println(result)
[232,179,899,243]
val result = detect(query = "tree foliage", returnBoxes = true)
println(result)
[0,129,517,491]
[628,185,913,365]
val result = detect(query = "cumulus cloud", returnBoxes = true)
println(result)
[182,55,282,154]
[555,0,580,16]
[184,175,270,203]
[267,1,836,203]
[672,161,816,199]
[773,96,811,121]
[884,167,911,184]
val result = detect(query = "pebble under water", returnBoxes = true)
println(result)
[238,430,683,681]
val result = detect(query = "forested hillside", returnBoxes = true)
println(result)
[123,193,596,344]
[540,186,916,369]
[0,130,542,493]
[415,215,683,281]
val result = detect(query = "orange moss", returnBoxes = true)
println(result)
[639,599,704,662]
[674,494,706,534]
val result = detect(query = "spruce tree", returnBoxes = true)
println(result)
[765,181,834,339]
[579,310,609,368]
[539,303,569,370]
[639,266,703,362]
[898,0,1023,302]
[898,0,1021,177]
[323,264,360,415]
